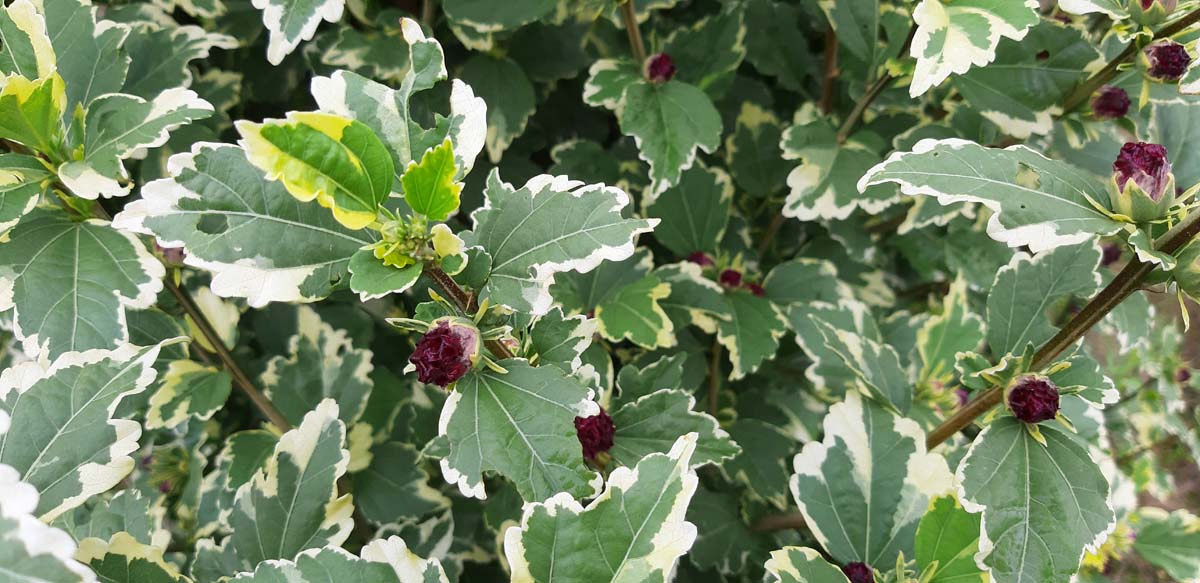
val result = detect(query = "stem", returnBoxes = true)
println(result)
[165,276,293,432]
[751,511,806,532]
[421,0,436,27]
[619,0,647,66]
[708,338,722,415]
[819,28,839,115]
[756,212,786,258]
[925,210,1200,450]
[1060,8,1200,113]
[422,265,515,359]
[835,23,917,144]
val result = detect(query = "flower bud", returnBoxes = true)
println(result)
[1107,142,1176,223]
[842,562,874,583]
[719,269,742,288]
[687,251,714,267]
[575,408,615,459]
[408,318,481,387]
[1142,40,1191,82]
[645,53,676,83]
[1175,367,1192,384]
[1091,86,1131,120]
[746,282,765,297]
[1100,242,1123,267]
[1130,0,1179,26]
[1006,375,1060,424]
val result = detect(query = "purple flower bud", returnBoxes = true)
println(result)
[408,319,480,387]
[1091,86,1131,120]
[1144,40,1191,81]
[956,388,970,407]
[1177,367,1192,383]
[719,269,742,288]
[575,408,615,459]
[1007,375,1060,424]
[842,562,874,583]
[746,283,765,297]
[1101,242,1122,267]
[645,53,676,83]
[1113,142,1172,201]
[687,251,714,267]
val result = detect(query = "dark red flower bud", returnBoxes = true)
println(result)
[575,408,615,459]
[687,251,714,267]
[1177,367,1192,383]
[1113,142,1171,201]
[1101,242,1122,267]
[956,388,970,407]
[408,319,480,387]
[1091,86,1130,120]
[645,53,676,83]
[1007,375,1060,424]
[842,562,874,583]
[1144,40,1191,81]
[719,269,742,288]
[747,283,765,297]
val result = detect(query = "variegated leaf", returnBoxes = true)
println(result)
[0,463,97,582]
[230,536,449,582]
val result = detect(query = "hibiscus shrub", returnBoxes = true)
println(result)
[4,0,1200,582]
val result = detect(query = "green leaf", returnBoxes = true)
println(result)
[687,487,775,575]
[985,241,1102,357]
[610,389,740,468]
[595,275,675,349]
[311,24,485,181]
[790,392,953,566]
[789,299,880,394]
[721,419,795,509]
[252,0,345,65]
[813,318,913,413]
[145,360,232,429]
[320,27,410,83]
[0,466,96,582]
[917,276,984,385]
[467,171,656,315]
[352,441,449,525]
[958,417,1115,583]
[114,143,375,307]
[402,138,461,221]
[953,22,1098,139]
[43,0,130,113]
[438,359,600,501]
[0,344,166,521]
[725,102,790,198]
[529,307,596,375]
[77,532,188,583]
[54,489,167,549]
[860,139,1123,252]
[0,0,56,80]
[0,209,164,359]
[909,0,1040,96]
[194,400,354,578]
[663,4,746,94]
[743,0,809,91]
[655,262,731,332]
[915,495,985,583]
[442,0,555,31]
[59,88,213,199]
[121,25,237,99]
[260,308,374,428]
[718,290,788,380]
[615,353,686,403]
[347,249,422,301]
[619,79,722,192]
[238,111,395,230]
[763,259,853,306]
[582,58,641,111]
[193,430,278,539]
[0,153,52,234]
[782,120,898,221]
[503,434,699,583]
[645,164,732,257]
[0,73,65,156]
[764,547,851,583]
[458,54,536,163]
[1133,508,1200,582]
[229,536,450,582]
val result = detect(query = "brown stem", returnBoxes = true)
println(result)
[422,265,514,359]
[1061,8,1200,113]
[619,0,647,67]
[756,212,786,258]
[420,0,436,27]
[925,210,1200,450]
[835,23,917,144]
[751,511,806,532]
[708,338,722,415]
[819,27,839,115]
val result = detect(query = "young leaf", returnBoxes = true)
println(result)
[503,434,700,583]
[0,0,56,80]
[958,417,1115,583]
[229,536,450,582]
[347,249,423,301]
[0,343,166,521]
[0,464,97,582]
[915,495,985,583]
[59,88,214,199]
[145,360,232,429]
[114,143,375,308]
[645,164,732,257]
[438,359,601,502]
[764,546,851,583]
[238,112,395,229]
[609,388,740,468]
[0,153,52,234]
[0,73,65,156]
[909,0,1040,96]
[812,318,913,414]
[252,0,344,65]
[619,79,722,192]
[401,138,461,221]
[859,139,1123,252]
[467,171,656,315]
[0,210,164,359]
[790,391,954,567]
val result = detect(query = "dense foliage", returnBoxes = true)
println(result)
[2,0,1200,582]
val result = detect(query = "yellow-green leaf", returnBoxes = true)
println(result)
[401,138,461,221]
[237,112,394,230]
[0,73,64,157]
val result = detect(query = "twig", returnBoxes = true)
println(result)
[756,212,786,258]
[835,23,917,144]
[751,511,806,532]
[420,0,436,27]
[708,338,722,415]
[819,27,839,115]
[619,0,647,66]
[422,265,515,359]
[1060,8,1200,113]
[925,209,1200,450]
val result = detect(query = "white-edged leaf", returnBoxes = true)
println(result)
[0,0,55,79]
[812,318,913,414]
[352,441,449,525]
[909,0,1040,96]
[610,388,740,468]
[917,276,984,385]
[252,0,344,65]
[644,164,732,257]
[717,290,788,380]
[0,153,52,235]
[0,464,96,582]
[43,0,130,112]
[618,79,722,193]
[764,546,850,583]
[76,532,188,582]
[782,120,900,221]
[145,360,231,429]
[1132,507,1200,582]
[229,535,449,582]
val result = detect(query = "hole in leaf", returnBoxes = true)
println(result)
[197,215,228,235]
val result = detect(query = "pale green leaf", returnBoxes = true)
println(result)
[909,0,1040,96]
[914,495,985,583]
[401,138,461,221]
[595,275,674,349]
[347,249,422,301]
[0,73,65,157]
